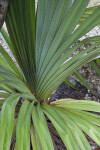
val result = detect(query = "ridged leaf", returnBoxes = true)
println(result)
[0,94,20,150]
[32,103,54,150]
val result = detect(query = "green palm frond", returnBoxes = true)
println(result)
[16,100,33,150]
[42,100,100,148]
[96,58,100,64]
[89,59,100,76]
[32,103,54,150]
[0,0,100,149]
[0,94,20,150]
[31,124,42,150]
[79,5,99,24]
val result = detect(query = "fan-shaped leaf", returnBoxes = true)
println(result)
[51,99,100,112]
[0,94,20,150]
[32,103,54,150]
[42,103,80,150]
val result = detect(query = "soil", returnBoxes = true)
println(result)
[51,81,89,101]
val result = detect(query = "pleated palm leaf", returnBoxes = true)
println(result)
[0,0,100,150]
[79,5,99,24]
[64,6,100,95]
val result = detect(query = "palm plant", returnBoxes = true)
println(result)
[0,0,100,149]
